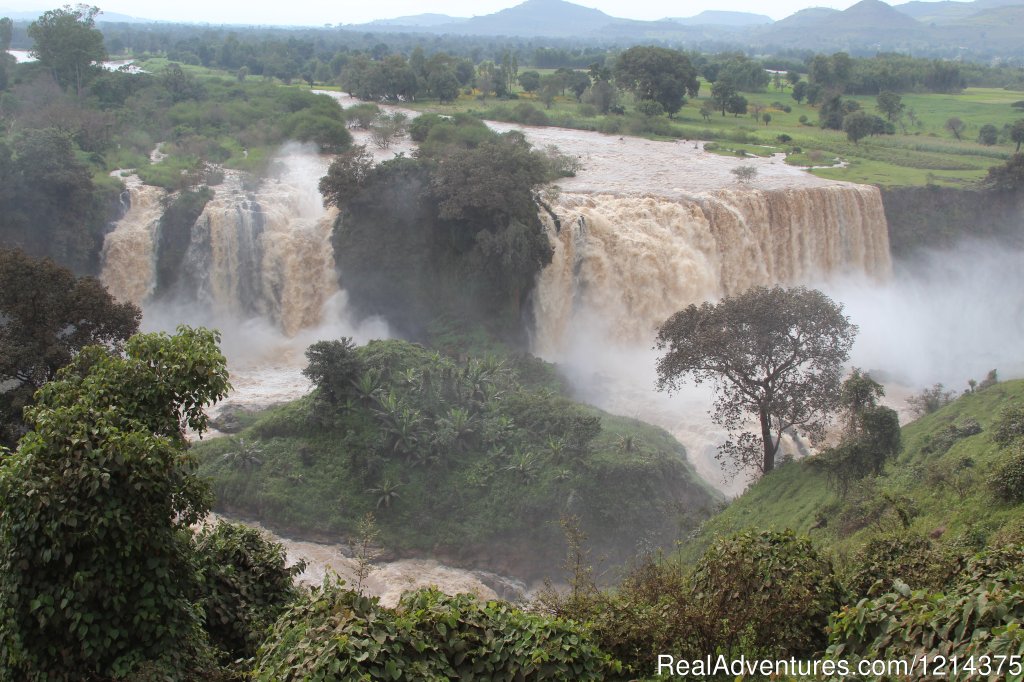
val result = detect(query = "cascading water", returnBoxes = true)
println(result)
[181,150,340,336]
[100,176,167,306]
[533,185,892,355]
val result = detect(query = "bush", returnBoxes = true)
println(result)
[192,522,306,663]
[689,530,843,659]
[828,546,1024,671]
[992,404,1024,447]
[253,583,614,680]
[845,534,959,598]
[907,383,955,417]
[989,441,1024,503]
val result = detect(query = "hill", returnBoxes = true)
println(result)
[437,0,614,37]
[894,0,1024,24]
[680,378,1024,565]
[666,10,773,26]
[365,13,468,28]
[196,340,721,582]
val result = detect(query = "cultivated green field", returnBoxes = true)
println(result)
[407,80,1024,188]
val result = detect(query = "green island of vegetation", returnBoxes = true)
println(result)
[195,338,720,581]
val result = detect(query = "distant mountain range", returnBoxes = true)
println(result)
[4,0,1024,58]
[343,0,1024,57]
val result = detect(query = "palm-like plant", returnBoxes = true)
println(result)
[221,438,263,472]
[368,478,402,509]
[504,449,539,484]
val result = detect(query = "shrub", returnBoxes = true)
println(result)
[992,403,1024,447]
[253,583,614,680]
[731,165,758,183]
[907,383,954,417]
[989,441,1024,503]
[192,522,306,663]
[689,530,843,659]
[845,534,959,598]
[828,546,1024,671]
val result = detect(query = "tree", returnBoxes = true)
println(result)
[583,79,618,114]
[699,100,714,122]
[876,91,904,122]
[907,383,955,416]
[710,78,737,115]
[0,249,140,446]
[28,5,107,96]
[843,110,875,145]
[565,70,591,102]
[318,144,376,208]
[816,369,901,495]
[655,286,856,475]
[791,81,807,104]
[985,153,1024,192]
[731,165,757,183]
[517,70,541,93]
[762,112,772,127]
[725,93,748,117]
[0,17,13,52]
[427,68,459,103]
[0,327,230,678]
[303,337,365,406]
[1011,119,1024,153]
[945,116,965,141]
[819,95,859,130]
[977,123,999,146]
[613,46,699,117]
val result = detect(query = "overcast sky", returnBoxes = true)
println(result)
[1,0,928,26]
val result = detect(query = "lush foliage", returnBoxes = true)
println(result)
[613,46,700,117]
[689,529,843,658]
[27,5,106,95]
[829,546,1024,675]
[655,286,856,475]
[192,521,306,663]
[816,369,902,495]
[254,582,613,681]
[0,327,229,679]
[0,249,140,447]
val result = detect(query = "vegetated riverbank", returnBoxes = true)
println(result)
[195,339,722,583]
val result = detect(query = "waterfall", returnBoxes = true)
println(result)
[101,145,340,337]
[532,184,892,355]
[100,176,167,305]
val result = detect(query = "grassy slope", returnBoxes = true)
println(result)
[195,342,721,581]
[679,379,1024,567]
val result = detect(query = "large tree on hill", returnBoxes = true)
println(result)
[0,249,140,446]
[655,286,857,476]
[28,5,107,96]
[613,46,699,117]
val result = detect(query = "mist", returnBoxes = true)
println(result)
[536,238,1024,496]
[822,239,1024,390]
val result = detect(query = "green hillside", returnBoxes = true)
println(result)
[681,378,1024,567]
[195,339,721,582]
